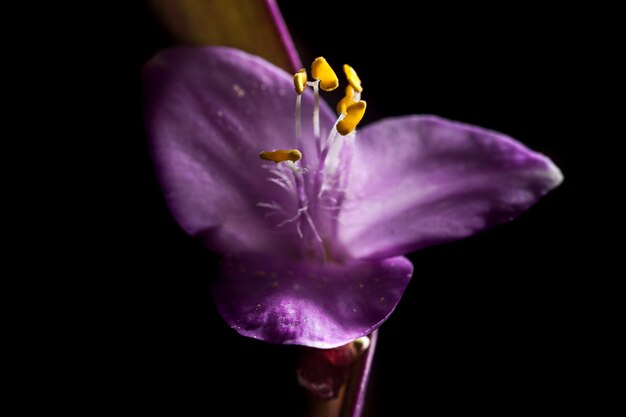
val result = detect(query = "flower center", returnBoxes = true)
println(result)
[258,57,367,262]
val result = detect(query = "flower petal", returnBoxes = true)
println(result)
[143,47,336,256]
[339,115,563,259]
[213,256,413,348]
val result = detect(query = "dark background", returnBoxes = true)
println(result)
[84,2,597,415]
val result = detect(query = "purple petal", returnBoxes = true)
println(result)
[339,115,563,259]
[143,46,335,256]
[213,256,413,348]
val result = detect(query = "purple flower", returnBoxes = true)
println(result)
[143,46,562,349]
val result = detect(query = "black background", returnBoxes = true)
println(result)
[80,2,598,415]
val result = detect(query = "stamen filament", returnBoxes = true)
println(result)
[316,117,345,201]
[312,80,321,149]
[286,161,325,251]
[295,94,302,146]
[321,114,344,156]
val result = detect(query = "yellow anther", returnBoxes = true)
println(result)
[293,68,307,95]
[343,64,362,93]
[337,101,367,136]
[259,149,303,164]
[336,85,356,115]
[311,57,339,91]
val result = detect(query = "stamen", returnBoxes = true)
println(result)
[293,69,307,142]
[343,64,362,93]
[259,149,303,164]
[293,69,307,95]
[311,57,339,91]
[309,57,338,151]
[336,85,356,115]
[337,101,367,136]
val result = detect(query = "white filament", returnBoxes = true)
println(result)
[311,80,321,148]
[295,94,302,147]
